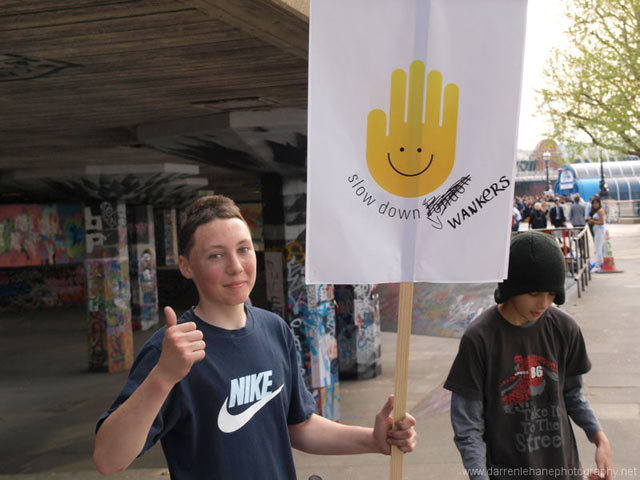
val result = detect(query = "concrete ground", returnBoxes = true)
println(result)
[1,224,639,479]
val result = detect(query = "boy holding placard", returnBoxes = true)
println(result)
[93,195,416,479]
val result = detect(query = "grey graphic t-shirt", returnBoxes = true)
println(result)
[444,305,591,480]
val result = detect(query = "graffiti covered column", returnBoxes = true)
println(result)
[84,201,133,373]
[335,284,382,379]
[127,205,159,331]
[282,178,340,421]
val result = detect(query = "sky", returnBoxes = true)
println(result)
[517,0,568,151]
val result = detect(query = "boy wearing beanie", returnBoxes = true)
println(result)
[444,231,612,480]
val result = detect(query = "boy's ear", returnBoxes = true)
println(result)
[178,255,193,279]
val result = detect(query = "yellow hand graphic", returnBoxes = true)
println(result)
[367,60,459,198]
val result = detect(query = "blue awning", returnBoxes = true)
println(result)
[554,160,640,201]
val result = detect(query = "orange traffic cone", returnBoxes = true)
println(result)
[597,231,623,273]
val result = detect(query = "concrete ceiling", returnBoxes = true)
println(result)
[1,0,310,203]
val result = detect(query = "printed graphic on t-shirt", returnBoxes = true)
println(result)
[217,369,284,433]
[499,354,563,453]
[500,354,559,411]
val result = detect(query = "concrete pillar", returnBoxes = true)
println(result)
[335,285,382,380]
[154,208,179,267]
[262,177,340,420]
[84,201,133,373]
[262,174,287,319]
[127,205,159,331]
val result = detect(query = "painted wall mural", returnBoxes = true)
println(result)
[0,204,83,267]
[306,283,340,421]
[127,205,159,331]
[378,282,496,338]
[335,284,382,380]
[335,286,357,376]
[0,264,85,312]
[281,178,340,421]
[85,202,134,373]
[353,284,382,379]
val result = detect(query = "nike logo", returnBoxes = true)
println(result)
[217,384,284,433]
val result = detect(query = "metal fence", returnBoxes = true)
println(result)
[603,199,640,223]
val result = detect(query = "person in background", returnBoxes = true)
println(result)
[585,194,599,237]
[569,194,586,228]
[515,196,526,220]
[522,197,533,225]
[512,201,522,232]
[549,198,566,228]
[588,197,607,272]
[529,202,548,230]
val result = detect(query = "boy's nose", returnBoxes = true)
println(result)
[226,254,243,273]
[539,294,553,308]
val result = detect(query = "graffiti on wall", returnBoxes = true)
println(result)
[354,284,381,379]
[127,206,159,331]
[84,202,126,259]
[130,245,158,329]
[86,256,133,371]
[281,178,339,420]
[378,282,495,338]
[0,264,85,312]
[284,239,310,383]
[85,201,133,373]
[335,284,381,380]
[335,286,357,377]
[0,204,83,267]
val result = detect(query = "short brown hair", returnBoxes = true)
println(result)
[179,195,246,257]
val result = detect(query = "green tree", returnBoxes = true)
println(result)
[540,0,640,160]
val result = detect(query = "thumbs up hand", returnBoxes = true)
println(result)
[156,306,206,386]
[373,395,417,455]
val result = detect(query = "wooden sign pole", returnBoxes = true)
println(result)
[389,281,414,479]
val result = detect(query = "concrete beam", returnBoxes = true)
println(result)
[192,0,309,59]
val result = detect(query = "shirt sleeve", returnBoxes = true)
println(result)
[95,340,183,455]
[284,324,316,425]
[563,375,602,440]
[565,323,592,377]
[444,334,485,401]
[450,393,489,480]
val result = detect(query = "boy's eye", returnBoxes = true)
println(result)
[209,253,222,260]
[238,246,250,254]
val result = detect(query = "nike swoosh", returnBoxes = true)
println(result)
[217,384,284,433]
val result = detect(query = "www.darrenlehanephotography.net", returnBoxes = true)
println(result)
[460,466,639,478]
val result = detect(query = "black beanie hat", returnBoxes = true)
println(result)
[494,231,566,305]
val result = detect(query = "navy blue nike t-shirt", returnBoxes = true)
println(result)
[97,306,316,479]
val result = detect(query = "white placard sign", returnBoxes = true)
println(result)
[306,0,528,284]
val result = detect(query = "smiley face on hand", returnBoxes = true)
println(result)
[367,60,459,198]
